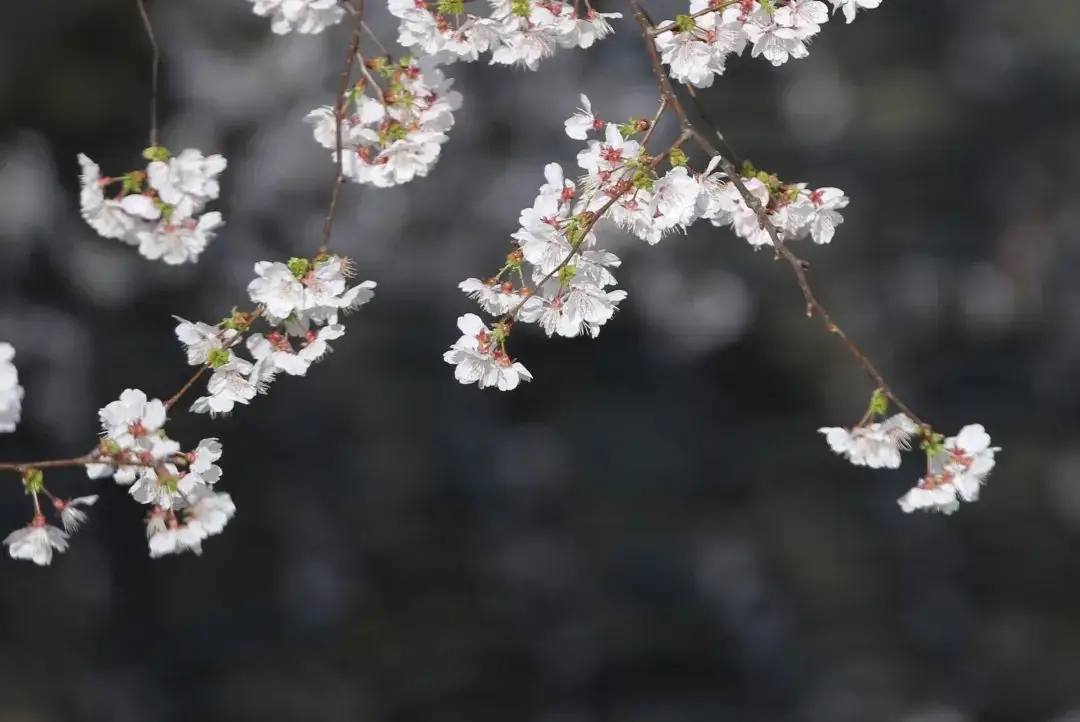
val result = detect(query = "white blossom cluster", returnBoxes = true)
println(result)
[655,0,883,88]
[701,169,848,247]
[445,97,849,389]
[388,0,621,70]
[178,254,375,415]
[78,149,226,264]
[306,57,462,187]
[820,414,1000,515]
[1,386,235,565]
[244,0,344,35]
[0,343,24,434]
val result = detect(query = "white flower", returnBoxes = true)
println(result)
[4,517,69,566]
[148,516,204,558]
[174,318,238,366]
[98,388,168,450]
[190,357,270,416]
[53,495,99,533]
[136,212,223,265]
[185,486,236,539]
[789,187,848,244]
[898,424,1000,514]
[129,463,194,509]
[0,342,25,433]
[247,0,344,34]
[146,149,226,220]
[248,261,306,319]
[188,438,223,485]
[443,313,533,391]
[565,94,600,140]
[828,0,882,23]
[459,278,531,315]
[520,279,628,338]
[819,413,917,469]
[77,154,137,241]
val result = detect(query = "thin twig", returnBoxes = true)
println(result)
[0,456,95,473]
[164,365,210,411]
[135,0,159,148]
[624,0,925,427]
[321,0,366,253]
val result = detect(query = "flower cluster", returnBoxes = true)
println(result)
[0,343,24,434]
[244,0,344,35]
[700,165,849,247]
[78,148,226,264]
[897,425,1000,515]
[388,0,621,70]
[180,253,375,415]
[446,96,849,388]
[654,0,883,88]
[820,393,999,515]
[306,56,462,187]
[84,389,235,558]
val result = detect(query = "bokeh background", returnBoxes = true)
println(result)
[1,0,1079,720]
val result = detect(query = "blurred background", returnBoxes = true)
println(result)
[0,0,1078,720]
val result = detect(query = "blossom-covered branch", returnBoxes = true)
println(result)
[0,0,1002,569]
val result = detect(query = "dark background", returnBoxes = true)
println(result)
[1,1,1078,720]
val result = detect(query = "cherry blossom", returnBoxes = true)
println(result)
[246,0,344,35]
[898,425,1001,514]
[4,516,69,566]
[819,413,917,469]
[77,149,226,264]
[444,314,532,391]
[0,342,24,433]
[52,495,99,533]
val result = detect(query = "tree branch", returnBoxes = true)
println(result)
[624,0,924,427]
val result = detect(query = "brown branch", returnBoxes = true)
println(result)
[0,456,96,473]
[135,0,160,148]
[321,0,366,253]
[624,0,925,428]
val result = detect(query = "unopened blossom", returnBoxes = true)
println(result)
[246,0,344,34]
[819,413,917,469]
[53,495,99,533]
[444,314,532,391]
[0,342,24,433]
[4,516,69,566]
[898,424,1000,514]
